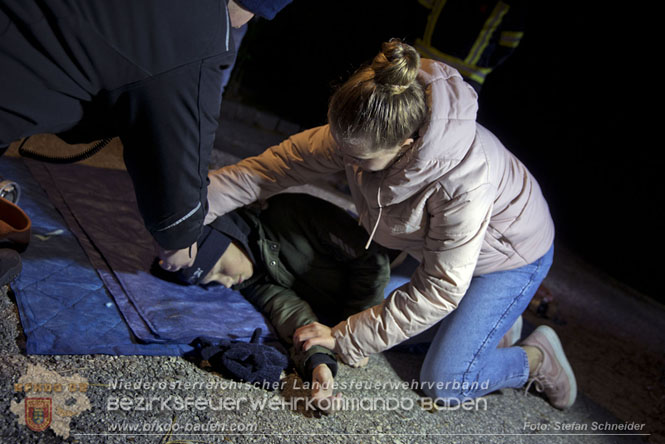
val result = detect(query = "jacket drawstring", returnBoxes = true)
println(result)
[365,186,383,250]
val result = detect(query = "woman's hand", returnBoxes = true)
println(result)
[157,242,197,271]
[295,322,371,367]
[293,322,335,351]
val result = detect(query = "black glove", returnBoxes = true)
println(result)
[191,328,288,389]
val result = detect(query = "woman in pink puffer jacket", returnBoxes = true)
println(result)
[181,40,576,410]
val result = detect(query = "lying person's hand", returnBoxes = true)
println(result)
[157,242,198,271]
[311,364,342,414]
[294,322,335,351]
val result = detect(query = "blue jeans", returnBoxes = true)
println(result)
[415,245,554,404]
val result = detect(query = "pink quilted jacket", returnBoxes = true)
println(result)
[206,59,554,365]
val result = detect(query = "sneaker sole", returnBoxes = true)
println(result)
[536,325,577,409]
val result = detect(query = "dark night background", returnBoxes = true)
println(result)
[224,1,660,302]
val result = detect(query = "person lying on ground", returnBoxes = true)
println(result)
[173,193,390,410]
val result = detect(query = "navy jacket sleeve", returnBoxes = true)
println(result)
[0,0,235,249]
[94,0,236,250]
[114,52,233,249]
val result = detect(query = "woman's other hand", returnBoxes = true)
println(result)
[348,356,369,368]
[227,0,254,28]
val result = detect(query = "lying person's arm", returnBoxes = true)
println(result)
[241,280,337,381]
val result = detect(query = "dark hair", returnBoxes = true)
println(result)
[328,39,427,153]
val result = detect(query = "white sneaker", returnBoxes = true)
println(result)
[522,325,577,409]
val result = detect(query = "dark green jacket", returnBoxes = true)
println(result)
[234,193,390,378]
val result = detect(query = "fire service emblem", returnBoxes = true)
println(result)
[25,398,52,432]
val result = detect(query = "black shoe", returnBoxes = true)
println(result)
[0,248,22,287]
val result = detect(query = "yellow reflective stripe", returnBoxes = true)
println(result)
[422,0,448,46]
[418,0,435,9]
[465,1,510,65]
[499,31,524,48]
[501,31,524,40]
[416,41,492,84]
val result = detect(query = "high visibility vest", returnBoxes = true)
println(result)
[415,0,526,89]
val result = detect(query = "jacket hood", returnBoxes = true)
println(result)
[350,59,479,208]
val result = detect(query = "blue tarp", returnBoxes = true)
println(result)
[1,156,419,356]
[1,157,273,355]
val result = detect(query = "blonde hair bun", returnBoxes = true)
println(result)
[371,39,421,95]
[328,39,426,152]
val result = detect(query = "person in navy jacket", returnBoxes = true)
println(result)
[0,0,291,252]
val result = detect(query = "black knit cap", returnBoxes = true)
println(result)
[177,211,255,285]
